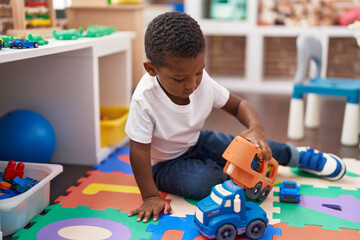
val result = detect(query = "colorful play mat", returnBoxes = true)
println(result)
[12,146,360,240]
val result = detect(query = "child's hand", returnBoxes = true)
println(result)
[240,128,272,161]
[128,196,172,222]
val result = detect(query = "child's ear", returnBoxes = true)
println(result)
[143,61,157,76]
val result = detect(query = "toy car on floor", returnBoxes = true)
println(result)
[194,180,268,240]
[279,181,300,203]
[8,39,39,49]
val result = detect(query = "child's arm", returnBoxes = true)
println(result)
[222,92,272,161]
[128,139,172,222]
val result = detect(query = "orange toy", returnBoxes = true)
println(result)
[223,136,278,201]
[0,181,11,189]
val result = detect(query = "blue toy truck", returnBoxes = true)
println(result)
[279,181,300,203]
[194,180,268,240]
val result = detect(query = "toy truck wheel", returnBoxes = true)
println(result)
[34,42,39,48]
[245,182,262,199]
[216,224,237,240]
[257,186,270,202]
[245,219,266,239]
[17,43,23,49]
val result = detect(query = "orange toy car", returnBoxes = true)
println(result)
[223,136,278,201]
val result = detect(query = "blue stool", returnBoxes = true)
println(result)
[288,35,360,146]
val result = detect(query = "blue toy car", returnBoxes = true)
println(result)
[194,180,268,240]
[8,39,39,49]
[279,181,300,203]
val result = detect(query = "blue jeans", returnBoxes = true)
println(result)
[152,130,298,200]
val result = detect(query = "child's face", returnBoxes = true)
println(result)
[145,50,206,105]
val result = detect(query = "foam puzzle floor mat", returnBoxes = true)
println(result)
[11,147,360,240]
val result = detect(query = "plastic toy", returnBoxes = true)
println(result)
[0,38,4,50]
[210,0,247,20]
[279,181,300,203]
[0,109,56,163]
[109,0,141,4]
[193,180,268,240]
[25,1,47,7]
[8,38,39,49]
[222,136,278,201]
[3,161,24,180]
[27,33,49,45]
[337,7,360,26]
[84,25,116,38]
[0,35,14,48]
[52,28,83,40]
[0,181,11,189]
[12,176,39,193]
[349,20,360,47]
[26,18,51,27]
[0,174,38,199]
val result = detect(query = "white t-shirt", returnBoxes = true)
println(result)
[125,70,230,166]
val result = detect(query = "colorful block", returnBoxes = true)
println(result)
[3,161,24,180]
[12,204,157,240]
[54,170,170,213]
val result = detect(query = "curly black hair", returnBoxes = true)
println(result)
[145,11,205,68]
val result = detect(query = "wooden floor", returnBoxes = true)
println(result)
[204,92,360,160]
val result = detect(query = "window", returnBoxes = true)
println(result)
[266,163,274,178]
[251,154,263,173]
[210,192,223,205]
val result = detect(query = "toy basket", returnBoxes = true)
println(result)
[100,106,129,147]
[0,161,63,237]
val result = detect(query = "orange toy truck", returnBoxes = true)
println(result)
[223,136,278,201]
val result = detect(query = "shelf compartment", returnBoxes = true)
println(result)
[100,106,129,148]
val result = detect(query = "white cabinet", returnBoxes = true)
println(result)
[0,32,134,165]
[184,0,354,94]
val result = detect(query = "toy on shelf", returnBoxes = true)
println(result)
[223,136,278,201]
[0,35,15,48]
[7,0,57,36]
[210,0,247,20]
[0,38,3,50]
[26,18,51,27]
[279,181,300,203]
[52,28,83,40]
[338,7,360,26]
[3,161,24,180]
[27,33,49,45]
[194,179,268,240]
[349,20,360,47]
[108,0,141,4]
[24,0,50,27]
[83,25,116,38]
[7,38,39,49]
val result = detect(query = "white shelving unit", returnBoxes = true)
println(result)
[0,32,134,165]
[184,0,354,94]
